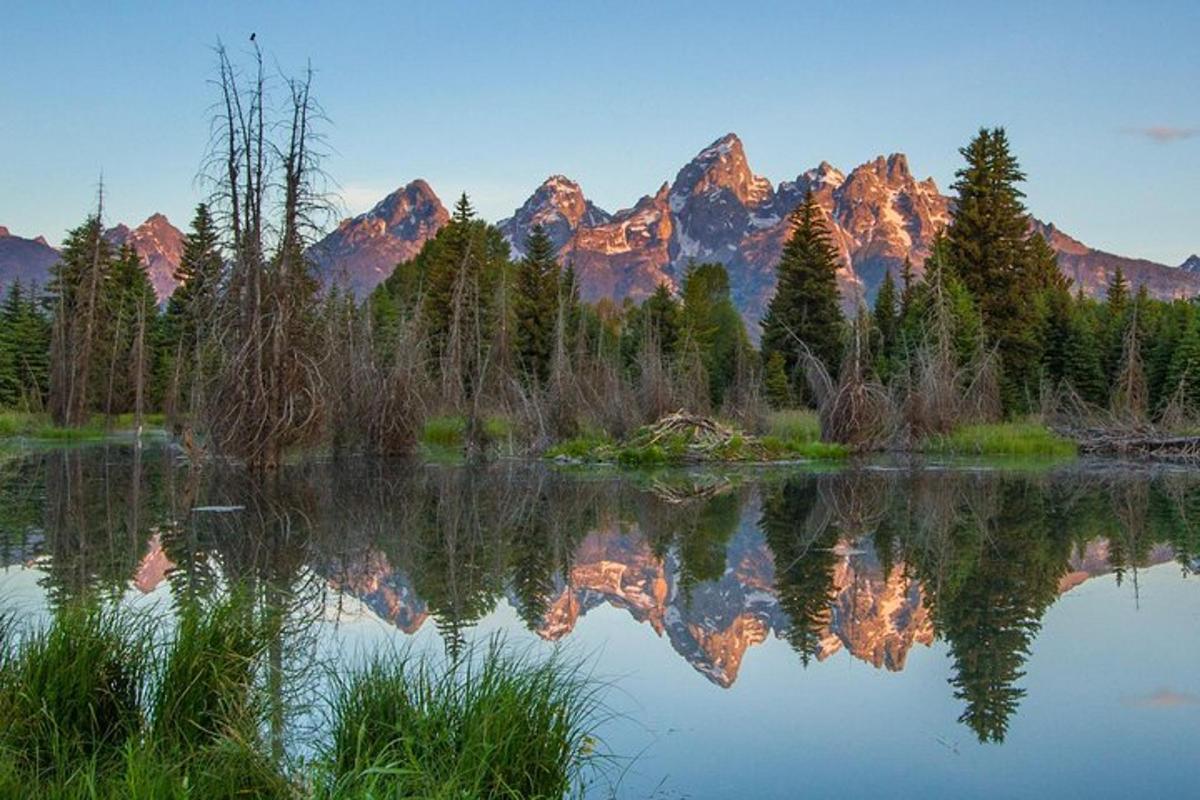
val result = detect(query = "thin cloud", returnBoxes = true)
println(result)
[1124,689,1200,708]
[1125,126,1200,143]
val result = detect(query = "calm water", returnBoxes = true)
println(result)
[1,444,1198,798]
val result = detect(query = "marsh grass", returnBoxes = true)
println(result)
[0,411,167,442]
[0,605,147,784]
[421,414,518,458]
[0,598,604,799]
[925,422,1077,458]
[321,642,603,800]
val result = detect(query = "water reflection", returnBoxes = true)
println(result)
[2,447,1198,746]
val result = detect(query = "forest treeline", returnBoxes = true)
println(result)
[2,48,1198,466]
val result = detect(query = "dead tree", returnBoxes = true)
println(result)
[202,42,331,470]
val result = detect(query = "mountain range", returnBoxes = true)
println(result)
[4,133,1198,322]
[0,215,185,302]
[308,133,1200,323]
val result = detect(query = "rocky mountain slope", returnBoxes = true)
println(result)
[1,214,184,302]
[308,179,449,297]
[317,134,1199,325]
[0,226,60,294]
[104,213,185,301]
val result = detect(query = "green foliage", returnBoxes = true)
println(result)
[0,282,51,408]
[760,191,845,401]
[946,128,1045,412]
[679,262,753,407]
[161,204,223,417]
[871,269,900,381]
[925,422,1077,458]
[322,642,600,800]
[513,225,561,386]
[0,605,146,783]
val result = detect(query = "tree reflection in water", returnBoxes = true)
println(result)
[2,446,1198,745]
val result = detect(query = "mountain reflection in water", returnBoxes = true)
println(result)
[1,446,1198,749]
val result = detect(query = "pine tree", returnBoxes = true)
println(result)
[947,128,1043,412]
[679,263,751,406]
[760,190,845,402]
[872,270,900,381]
[763,350,791,408]
[641,283,680,359]
[1165,312,1200,411]
[512,225,560,385]
[161,204,224,417]
[1063,303,1106,405]
[0,283,49,407]
[47,213,112,426]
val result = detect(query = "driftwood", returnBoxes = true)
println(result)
[1058,426,1200,462]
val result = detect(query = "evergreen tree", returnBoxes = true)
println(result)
[47,214,112,425]
[640,283,681,359]
[763,350,791,409]
[872,270,900,381]
[760,191,845,402]
[512,225,560,385]
[1063,302,1106,405]
[947,128,1043,412]
[0,282,51,408]
[679,262,752,406]
[1164,311,1200,411]
[163,204,224,416]
[101,245,157,416]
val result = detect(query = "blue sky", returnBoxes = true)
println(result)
[2,0,1197,263]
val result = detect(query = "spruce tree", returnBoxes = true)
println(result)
[760,190,845,401]
[1063,303,1106,405]
[47,214,112,425]
[163,203,223,415]
[0,283,48,407]
[679,262,751,406]
[947,128,1043,412]
[513,225,560,385]
[641,283,680,359]
[763,350,791,409]
[872,270,900,381]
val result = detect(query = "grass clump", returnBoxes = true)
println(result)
[925,422,1077,458]
[0,596,291,799]
[0,605,146,784]
[0,411,166,442]
[322,642,601,800]
[421,415,516,457]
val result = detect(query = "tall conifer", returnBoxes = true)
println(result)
[760,190,845,401]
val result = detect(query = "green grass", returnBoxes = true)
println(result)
[321,641,601,800]
[759,409,850,460]
[0,597,288,799]
[544,410,850,466]
[0,598,604,799]
[764,409,823,444]
[421,414,517,456]
[0,605,147,785]
[0,411,167,442]
[925,422,1077,458]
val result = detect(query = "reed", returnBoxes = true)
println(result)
[321,641,602,800]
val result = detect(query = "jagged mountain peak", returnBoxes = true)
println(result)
[671,133,773,211]
[498,174,611,257]
[308,179,449,297]
[360,179,445,228]
[0,226,10,238]
[103,214,185,301]
[1181,254,1200,272]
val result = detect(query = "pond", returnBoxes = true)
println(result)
[1,444,1198,798]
